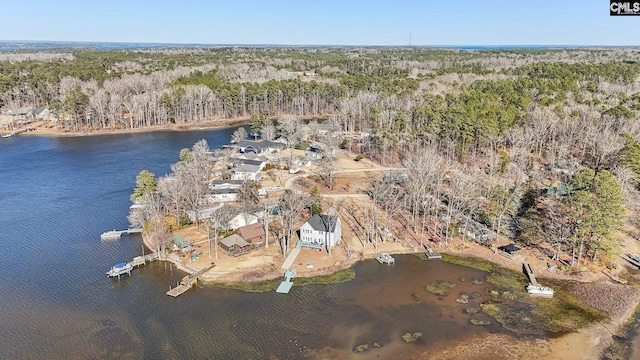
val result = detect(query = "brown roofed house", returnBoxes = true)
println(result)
[237,222,266,246]
[220,234,251,256]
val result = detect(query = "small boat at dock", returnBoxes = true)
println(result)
[375,253,395,264]
[107,262,133,278]
[526,283,554,297]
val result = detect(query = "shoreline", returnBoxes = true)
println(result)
[141,231,640,359]
[1,118,249,137]
[0,114,331,138]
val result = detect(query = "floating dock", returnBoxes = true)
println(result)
[375,253,395,264]
[101,228,143,240]
[276,269,297,294]
[424,245,442,259]
[167,265,215,297]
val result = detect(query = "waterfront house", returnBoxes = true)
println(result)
[227,212,261,230]
[210,179,244,190]
[459,221,492,245]
[299,214,342,249]
[235,153,268,162]
[207,188,239,202]
[237,222,266,246]
[187,204,224,223]
[230,139,286,154]
[231,164,262,181]
[219,234,251,256]
[6,107,51,125]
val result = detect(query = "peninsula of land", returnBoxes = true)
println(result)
[5,46,640,359]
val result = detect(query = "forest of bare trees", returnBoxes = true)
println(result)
[13,46,640,266]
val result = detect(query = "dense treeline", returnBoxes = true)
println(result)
[2,47,639,136]
[4,47,640,264]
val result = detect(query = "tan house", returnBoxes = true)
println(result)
[237,222,266,246]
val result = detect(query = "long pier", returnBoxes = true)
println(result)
[101,228,143,240]
[130,252,160,267]
[523,262,538,285]
[167,265,215,297]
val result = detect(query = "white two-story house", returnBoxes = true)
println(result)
[299,214,342,250]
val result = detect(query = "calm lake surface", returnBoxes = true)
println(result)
[0,129,510,359]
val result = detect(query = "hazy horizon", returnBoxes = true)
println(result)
[1,40,638,50]
[1,1,637,46]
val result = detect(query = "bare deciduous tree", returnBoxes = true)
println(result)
[278,189,308,257]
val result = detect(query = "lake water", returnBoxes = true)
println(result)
[0,129,510,359]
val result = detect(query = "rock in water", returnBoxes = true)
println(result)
[402,332,423,342]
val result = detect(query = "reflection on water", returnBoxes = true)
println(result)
[0,131,509,359]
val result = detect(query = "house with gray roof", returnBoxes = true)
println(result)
[210,179,244,190]
[231,164,262,181]
[299,214,342,249]
[227,140,286,154]
[206,188,239,202]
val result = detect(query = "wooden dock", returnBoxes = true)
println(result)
[107,252,159,279]
[523,262,538,285]
[101,228,143,240]
[424,245,442,259]
[129,252,160,267]
[167,265,215,297]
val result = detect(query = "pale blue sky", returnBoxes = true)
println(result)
[0,0,637,46]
